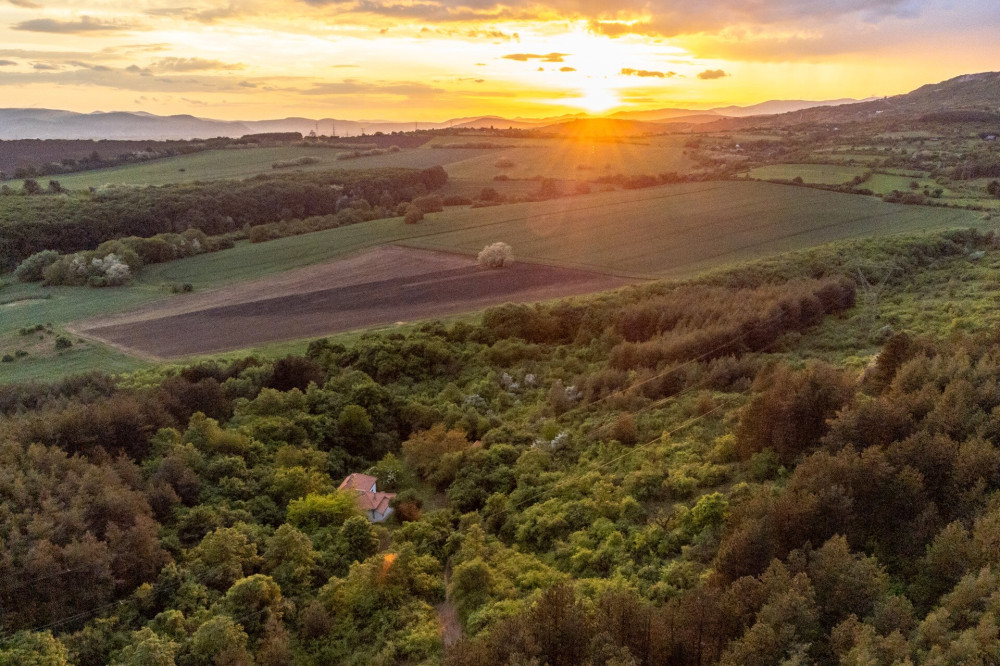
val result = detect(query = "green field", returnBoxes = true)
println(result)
[3,135,695,193]
[403,180,981,277]
[0,145,498,190]
[745,163,867,185]
[436,134,694,181]
[0,180,984,382]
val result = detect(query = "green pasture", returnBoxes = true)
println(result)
[745,163,867,185]
[402,180,982,278]
[0,145,493,190]
[2,134,695,193]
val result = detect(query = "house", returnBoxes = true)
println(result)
[339,473,396,523]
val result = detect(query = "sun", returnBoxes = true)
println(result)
[575,85,621,113]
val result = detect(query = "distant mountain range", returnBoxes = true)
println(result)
[705,71,1000,129]
[2,71,997,141]
[0,98,866,141]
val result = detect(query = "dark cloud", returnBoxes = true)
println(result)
[12,16,142,34]
[152,57,245,72]
[620,68,677,78]
[32,63,58,70]
[0,60,16,66]
[8,0,41,7]
[502,52,568,62]
[698,68,729,79]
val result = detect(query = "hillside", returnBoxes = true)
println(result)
[711,71,1000,128]
[540,118,667,137]
[5,228,1000,664]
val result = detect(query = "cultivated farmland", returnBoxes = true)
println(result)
[3,134,696,191]
[0,180,983,378]
[75,246,629,357]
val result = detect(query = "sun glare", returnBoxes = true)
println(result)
[576,85,621,113]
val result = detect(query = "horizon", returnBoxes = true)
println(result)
[1,1,999,121]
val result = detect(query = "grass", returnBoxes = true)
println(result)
[0,180,985,383]
[401,180,983,278]
[745,163,867,185]
[1,145,489,191]
[2,135,697,193]
[440,135,694,182]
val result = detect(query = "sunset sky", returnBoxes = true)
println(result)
[0,0,998,121]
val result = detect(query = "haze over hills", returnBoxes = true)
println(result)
[709,71,1000,129]
[0,97,865,141]
[1,72,996,141]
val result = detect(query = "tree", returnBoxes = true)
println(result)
[477,242,513,268]
[401,425,471,480]
[22,178,41,195]
[109,628,177,666]
[287,491,360,531]
[404,205,424,224]
[188,616,251,666]
[263,524,318,597]
[220,575,283,640]
[190,527,261,591]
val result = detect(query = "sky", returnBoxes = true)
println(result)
[0,0,998,121]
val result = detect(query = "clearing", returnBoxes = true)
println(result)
[74,246,630,358]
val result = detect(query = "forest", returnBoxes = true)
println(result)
[0,166,448,270]
[2,228,1000,664]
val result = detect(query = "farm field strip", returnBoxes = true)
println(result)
[0,180,984,378]
[401,181,981,277]
[77,246,630,358]
[1,144,498,189]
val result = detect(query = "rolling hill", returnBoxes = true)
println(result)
[709,71,1000,128]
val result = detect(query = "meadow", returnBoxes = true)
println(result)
[0,144,493,190]
[2,134,696,193]
[0,179,983,382]
[744,163,866,185]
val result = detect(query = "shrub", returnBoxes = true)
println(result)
[14,250,61,282]
[287,491,360,531]
[404,206,424,224]
[411,194,443,214]
[477,242,513,268]
[54,336,73,350]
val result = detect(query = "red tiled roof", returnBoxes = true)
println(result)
[356,491,395,512]
[339,473,378,492]
[340,473,394,514]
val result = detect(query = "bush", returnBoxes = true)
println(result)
[477,242,513,268]
[54,336,73,350]
[404,206,424,224]
[14,250,61,282]
[411,195,444,214]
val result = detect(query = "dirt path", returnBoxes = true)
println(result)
[436,562,462,648]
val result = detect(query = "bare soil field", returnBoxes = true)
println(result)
[75,246,630,358]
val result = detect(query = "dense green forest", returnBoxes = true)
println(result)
[5,229,1000,664]
[0,166,447,270]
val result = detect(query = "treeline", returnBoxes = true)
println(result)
[0,166,447,269]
